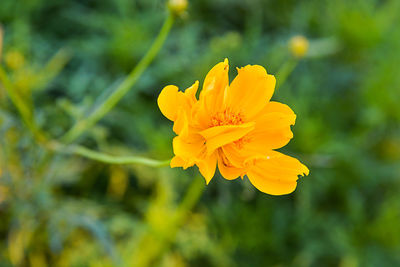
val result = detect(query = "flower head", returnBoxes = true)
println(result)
[289,35,309,58]
[158,59,309,195]
[168,0,188,16]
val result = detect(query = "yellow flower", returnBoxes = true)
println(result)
[289,35,309,58]
[168,0,188,16]
[158,59,309,195]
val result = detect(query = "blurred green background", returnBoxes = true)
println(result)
[1,0,400,266]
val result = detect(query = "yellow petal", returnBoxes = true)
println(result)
[243,102,296,152]
[173,109,189,137]
[262,101,295,115]
[246,152,309,195]
[158,81,199,121]
[247,174,298,196]
[172,134,205,167]
[221,144,248,167]
[199,58,229,112]
[170,156,186,168]
[217,150,243,180]
[184,80,199,104]
[173,134,218,183]
[245,129,293,152]
[225,65,276,119]
[197,151,217,184]
[158,85,181,121]
[190,99,213,130]
[173,134,205,157]
[255,104,296,130]
[199,122,255,155]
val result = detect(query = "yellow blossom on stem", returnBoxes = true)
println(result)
[168,0,188,16]
[289,35,309,58]
[158,59,309,195]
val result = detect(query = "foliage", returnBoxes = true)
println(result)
[0,0,400,266]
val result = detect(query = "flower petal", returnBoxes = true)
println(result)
[197,151,218,184]
[248,174,298,196]
[217,149,243,180]
[221,144,248,168]
[262,101,295,115]
[172,133,205,168]
[225,65,276,119]
[173,109,189,136]
[158,85,181,121]
[246,152,309,195]
[199,122,255,155]
[243,102,296,152]
[170,156,186,168]
[158,81,199,121]
[199,58,229,112]
[184,80,199,105]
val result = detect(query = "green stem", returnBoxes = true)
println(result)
[275,58,298,89]
[55,143,170,167]
[34,48,71,91]
[175,176,205,218]
[61,13,175,144]
[0,66,46,143]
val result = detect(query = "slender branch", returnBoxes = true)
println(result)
[61,13,175,144]
[275,58,298,89]
[49,142,170,167]
[174,176,205,220]
[34,48,71,91]
[0,66,46,142]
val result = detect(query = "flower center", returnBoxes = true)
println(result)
[211,109,244,127]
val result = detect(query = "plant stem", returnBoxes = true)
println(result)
[175,176,205,218]
[53,143,170,167]
[275,58,298,89]
[0,66,46,143]
[61,13,175,144]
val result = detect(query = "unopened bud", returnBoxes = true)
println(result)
[289,35,309,58]
[168,0,188,16]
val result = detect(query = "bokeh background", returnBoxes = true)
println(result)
[1,0,400,266]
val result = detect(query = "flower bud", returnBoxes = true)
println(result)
[289,35,309,58]
[168,0,188,16]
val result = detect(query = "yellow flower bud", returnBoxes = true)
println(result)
[5,50,25,70]
[289,35,309,58]
[168,0,188,16]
